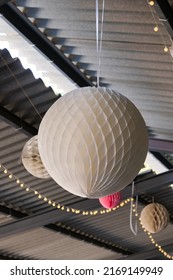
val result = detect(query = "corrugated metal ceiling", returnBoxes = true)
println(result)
[0,0,173,260]
[11,0,173,141]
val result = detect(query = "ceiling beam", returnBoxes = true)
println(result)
[0,203,132,256]
[46,223,132,255]
[0,105,38,136]
[149,138,173,153]
[0,170,173,236]
[150,151,173,169]
[0,199,101,238]
[123,169,173,197]
[0,3,93,88]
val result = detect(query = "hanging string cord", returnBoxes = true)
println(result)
[146,0,170,50]
[0,54,42,120]
[130,181,138,235]
[96,0,105,87]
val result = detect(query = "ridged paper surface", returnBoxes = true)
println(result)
[99,192,122,209]
[22,135,50,179]
[140,203,169,233]
[38,87,148,198]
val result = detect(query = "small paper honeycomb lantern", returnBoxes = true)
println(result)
[38,86,148,198]
[99,192,122,209]
[140,203,169,233]
[22,135,50,179]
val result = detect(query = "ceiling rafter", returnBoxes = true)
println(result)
[0,204,133,256]
[0,105,38,136]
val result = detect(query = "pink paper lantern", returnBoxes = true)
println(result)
[99,192,122,209]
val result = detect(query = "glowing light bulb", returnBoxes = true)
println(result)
[154,26,159,32]
[149,1,154,5]
[164,46,169,52]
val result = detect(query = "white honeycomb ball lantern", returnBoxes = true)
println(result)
[140,203,169,233]
[38,87,148,198]
[22,135,50,179]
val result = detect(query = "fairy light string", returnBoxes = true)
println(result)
[0,162,131,216]
[146,0,170,53]
[1,162,173,259]
[132,200,173,260]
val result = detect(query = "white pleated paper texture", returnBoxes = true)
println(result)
[38,87,148,198]
[22,135,50,179]
[140,203,169,233]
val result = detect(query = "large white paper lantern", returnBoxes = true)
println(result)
[22,135,50,179]
[38,87,148,198]
[140,203,169,233]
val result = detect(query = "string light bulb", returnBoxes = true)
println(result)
[154,25,159,32]
[0,161,134,216]
[164,46,169,53]
[149,1,154,5]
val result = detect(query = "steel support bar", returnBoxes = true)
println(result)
[149,138,173,153]
[0,105,37,136]
[0,199,100,237]
[0,202,132,256]
[0,3,93,88]
[1,170,173,237]
[150,151,173,169]
[122,169,173,197]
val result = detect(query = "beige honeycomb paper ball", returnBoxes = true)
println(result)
[38,86,148,198]
[140,203,169,233]
[22,135,50,179]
